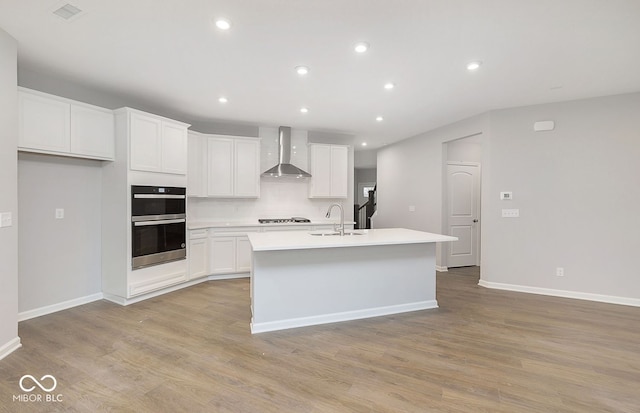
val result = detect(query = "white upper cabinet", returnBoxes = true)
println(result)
[187,131,207,197]
[127,109,188,175]
[160,122,188,174]
[309,144,349,198]
[130,112,162,172]
[234,139,261,197]
[70,104,115,159]
[18,87,114,160]
[205,135,260,198]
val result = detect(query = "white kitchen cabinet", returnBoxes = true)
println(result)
[207,136,260,198]
[18,87,114,160]
[207,138,234,197]
[129,109,188,175]
[70,104,115,159]
[208,228,259,275]
[236,237,253,272]
[188,229,208,280]
[308,144,349,198]
[209,236,237,274]
[187,131,207,197]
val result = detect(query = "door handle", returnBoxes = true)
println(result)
[473,219,479,223]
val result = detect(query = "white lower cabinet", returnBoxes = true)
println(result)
[209,229,259,275]
[209,237,237,274]
[188,229,208,280]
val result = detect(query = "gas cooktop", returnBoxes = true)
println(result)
[258,217,311,224]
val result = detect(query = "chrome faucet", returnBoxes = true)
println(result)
[325,203,344,236]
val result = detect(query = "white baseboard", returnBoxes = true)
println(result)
[436,265,448,272]
[251,300,439,334]
[478,279,640,307]
[103,277,210,306]
[0,337,22,361]
[207,273,250,281]
[18,293,104,322]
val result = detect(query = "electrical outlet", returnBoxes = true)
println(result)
[556,267,564,277]
[0,212,12,228]
[409,205,416,212]
[55,208,64,219]
[501,209,520,218]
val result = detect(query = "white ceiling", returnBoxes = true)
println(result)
[2,0,640,149]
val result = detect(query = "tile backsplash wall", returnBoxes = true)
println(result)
[188,178,347,223]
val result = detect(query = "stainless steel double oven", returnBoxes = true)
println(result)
[131,185,186,269]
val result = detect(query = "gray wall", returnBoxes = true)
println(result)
[375,114,488,263]
[377,92,640,302]
[482,93,640,300]
[0,28,19,357]
[18,153,103,313]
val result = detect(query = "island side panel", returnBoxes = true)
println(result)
[250,242,436,333]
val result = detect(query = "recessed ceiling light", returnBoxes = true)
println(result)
[376,116,384,122]
[354,42,369,53]
[53,3,83,20]
[466,61,482,71]
[218,97,228,103]
[300,107,309,113]
[384,82,395,90]
[215,18,231,30]
[361,142,368,147]
[295,66,309,76]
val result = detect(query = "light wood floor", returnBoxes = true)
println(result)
[2,268,639,412]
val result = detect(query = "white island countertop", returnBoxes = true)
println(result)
[247,228,457,251]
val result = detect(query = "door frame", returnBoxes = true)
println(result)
[443,161,481,269]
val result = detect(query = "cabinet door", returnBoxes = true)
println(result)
[236,237,253,272]
[19,91,70,153]
[70,104,115,160]
[188,237,208,279]
[130,112,162,172]
[207,138,234,197]
[234,139,260,197]
[161,122,187,175]
[309,144,332,197]
[187,133,206,197]
[209,237,236,274]
[330,145,348,198]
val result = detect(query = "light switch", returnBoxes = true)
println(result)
[0,212,12,228]
[502,209,520,218]
[55,208,65,219]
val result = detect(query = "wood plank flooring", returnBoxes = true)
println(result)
[1,267,639,412]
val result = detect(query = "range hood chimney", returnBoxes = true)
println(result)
[261,126,311,178]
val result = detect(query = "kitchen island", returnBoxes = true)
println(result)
[247,228,457,333]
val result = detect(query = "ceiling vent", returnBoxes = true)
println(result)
[53,3,83,21]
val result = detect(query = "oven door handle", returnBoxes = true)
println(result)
[133,194,186,199]
[133,219,186,227]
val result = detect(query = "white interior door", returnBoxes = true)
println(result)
[446,163,480,267]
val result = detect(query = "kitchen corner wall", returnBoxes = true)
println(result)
[0,28,20,359]
[18,153,103,314]
[189,127,355,223]
[377,92,640,304]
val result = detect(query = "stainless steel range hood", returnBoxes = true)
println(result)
[261,126,311,178]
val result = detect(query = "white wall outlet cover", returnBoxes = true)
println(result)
[500,191,513,200]
[409,205,416,212]
[55,208,64,219]
[0,212,12,228]
[533,120,555,132]
[501,208,520,218]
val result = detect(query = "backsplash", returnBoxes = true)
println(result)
[188,178,347,222]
